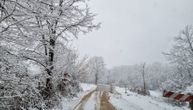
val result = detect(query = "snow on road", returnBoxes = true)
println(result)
[75,91,116,110]
[76,91,97,110]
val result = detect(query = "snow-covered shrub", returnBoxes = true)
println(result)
[160,72,191,91]
[55,73,81,97]
[0,50,45,110]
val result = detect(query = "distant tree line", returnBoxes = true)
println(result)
[81,25,193,92]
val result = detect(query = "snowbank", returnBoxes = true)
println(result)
[110,87,189,110]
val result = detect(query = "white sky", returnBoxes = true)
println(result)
[74,0,193,68]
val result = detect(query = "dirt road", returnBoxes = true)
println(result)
[74,91,116,110]
[100,92,116,110]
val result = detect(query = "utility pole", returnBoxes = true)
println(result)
[142,63,146,94]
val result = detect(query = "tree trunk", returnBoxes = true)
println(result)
[45,35,55,99]
[48,38,55,75]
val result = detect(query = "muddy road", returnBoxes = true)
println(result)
[74,91,116,110]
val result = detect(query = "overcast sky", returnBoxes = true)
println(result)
[74,0,193,68]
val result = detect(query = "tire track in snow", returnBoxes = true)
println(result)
[74,90,117,110]
[100,92,116,110]
[82,92,98,110]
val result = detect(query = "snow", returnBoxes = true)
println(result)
[81,92,97,110]
[80,83,96,91]
[58,83,189,110]
[110,94,143,110]
[110,87,189,110]
[58,98,79,110]
[57,83,97,110]
[185,84,193,93]
[149,90,162,97]
[24,61,41,75]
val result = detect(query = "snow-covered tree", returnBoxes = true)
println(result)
[107,63,174,90]
[0,0,99,109]
[164,25,193,90]
[83,56,106,84]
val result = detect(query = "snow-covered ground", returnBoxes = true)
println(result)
[149,90,162,98]
[80,83,97,92]
[110,87,189,110]
[57,83,189,110]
